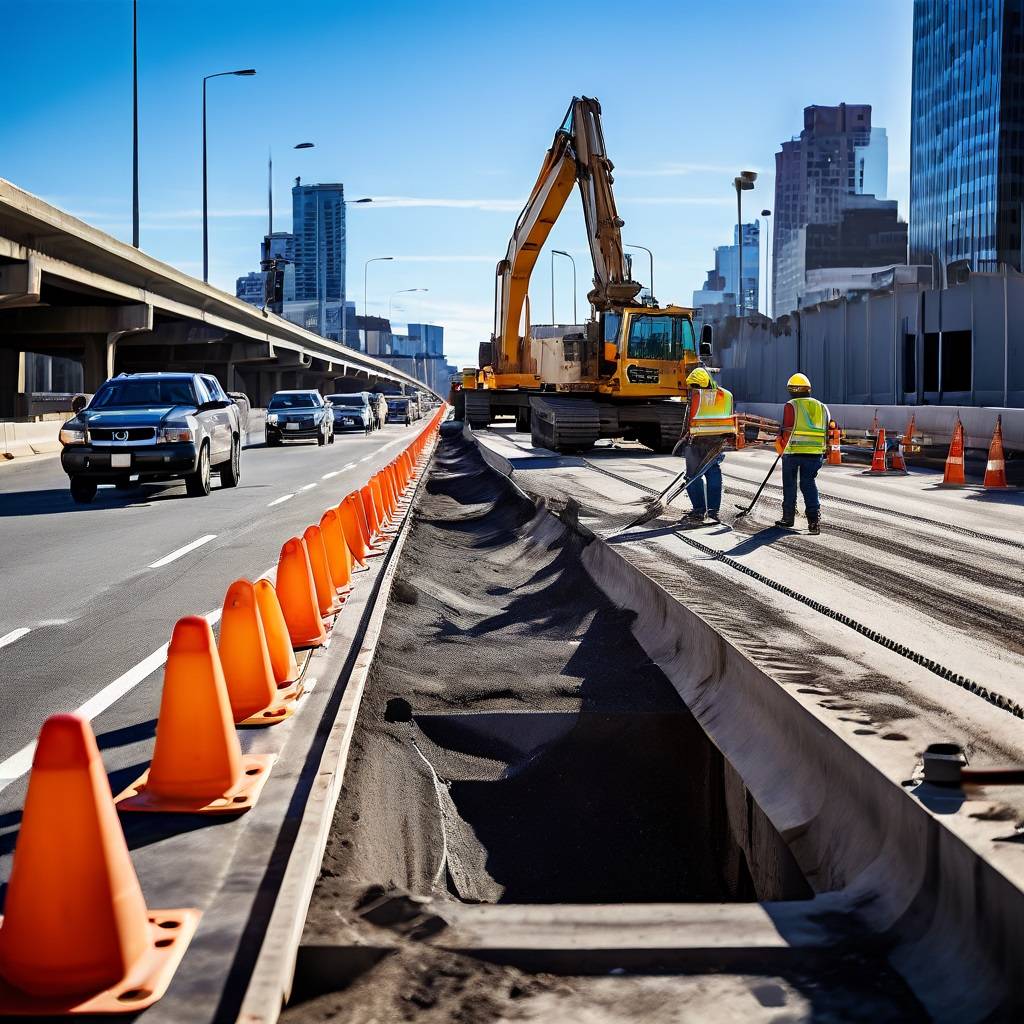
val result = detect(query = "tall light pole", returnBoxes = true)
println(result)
[364,256,395,349]
[268,142,314,241]
[132,0,139,248]
[202,67,256,282]
[761,208,772,317]
[733,171,757,317]
[552,249,577,324]
[625,244,655,303]
[389,287,428,321]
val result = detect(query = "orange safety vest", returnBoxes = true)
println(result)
[687,384,735,438]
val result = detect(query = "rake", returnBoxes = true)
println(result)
[624,441,727,529]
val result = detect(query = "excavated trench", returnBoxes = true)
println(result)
[284,425,924,1023]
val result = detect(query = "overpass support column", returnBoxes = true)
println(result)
[82,333,119,392]
[0,350,27,418]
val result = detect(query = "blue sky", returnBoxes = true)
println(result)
[2,0,913,367]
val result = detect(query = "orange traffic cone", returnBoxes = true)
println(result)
[984,416,1009,489]
[0,715,199,1013]
[218,580,300,725]
[902,413,916,450]
[942,418,967,486]
[371,476,392,527]
[116,617,275,814]
[320,508,353,591]
[889,437,908,473]
[826,420,842,465]
[276,537,328,647]
[868,428,888,473]
[339,495,375,566]
[303,524,343,616]
[360,484,389,544]
[254,579,299,686]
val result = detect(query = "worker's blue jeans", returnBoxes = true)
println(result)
[781,454,823,517]
[684,445,724,514]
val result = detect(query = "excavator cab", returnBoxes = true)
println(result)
[599,306,701,397]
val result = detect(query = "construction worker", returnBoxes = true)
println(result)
[775,372,830,535]
[676,367,735,524]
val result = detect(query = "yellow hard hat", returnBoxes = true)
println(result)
[686,367,712,388]
[787,372,811,391]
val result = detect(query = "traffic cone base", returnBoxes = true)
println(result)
[237,678,304,727]
[0,908,201,1015]
[115,753,275,815]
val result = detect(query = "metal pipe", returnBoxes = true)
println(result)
[132,0,139,249]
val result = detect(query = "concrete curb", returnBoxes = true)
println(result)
[462,421,1024,1023]
[236,436,438,1023]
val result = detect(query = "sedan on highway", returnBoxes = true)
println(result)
[265,390,334,446]
[386,397,414,425]
[58,371,241,503]
[325,393,373,435]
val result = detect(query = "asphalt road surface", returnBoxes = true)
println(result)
[0,421,425,795]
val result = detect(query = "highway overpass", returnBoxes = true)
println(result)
[0,177,432,417]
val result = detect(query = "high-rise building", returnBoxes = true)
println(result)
[291,180,347,337]
[235,271,265,307]
[692,222,759,323]
[773,104,902,315]
[910,0,1024,275]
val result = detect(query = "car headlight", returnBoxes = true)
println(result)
[267,413,279,425]
[156,426,194,444]
[59,425,87,445]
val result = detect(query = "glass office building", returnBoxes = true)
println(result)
[291,181,347,307]
[910,0,1024,273]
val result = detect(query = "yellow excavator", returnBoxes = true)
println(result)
[460,96,710,453]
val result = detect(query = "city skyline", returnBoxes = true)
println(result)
[2,0,914,367]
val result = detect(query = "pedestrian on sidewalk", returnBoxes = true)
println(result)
[775,372,829,535]
[674,367,735,524]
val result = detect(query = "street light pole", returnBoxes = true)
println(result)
[389,287,428,321]
[733,171,757,317]
[624,244,654,302]
[132,0,139,248]
[760,208,772,317]
[364,256,395,349]
[202,67,256,283]
[552,249,577,324]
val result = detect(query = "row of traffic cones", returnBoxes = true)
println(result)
[0,408,446,1014]
[942,415,1009,489]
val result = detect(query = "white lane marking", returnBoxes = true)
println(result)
[299,483,317,491]
[148,534,217,569]
[322,462,357,479]
[268,493,295,507]
[0,628,30,650]
[0,608,223,794]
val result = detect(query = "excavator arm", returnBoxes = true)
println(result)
[487,97,642,377]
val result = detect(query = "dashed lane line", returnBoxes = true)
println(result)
[148,534,217,568]
[268,493,295,507]
[299,483,317,491]
[0,628,30,651]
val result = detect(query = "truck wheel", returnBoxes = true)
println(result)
[185,442,211,497]
[220,437,241,488]
[70,477,98,504]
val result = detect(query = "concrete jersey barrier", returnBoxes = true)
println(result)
[739,402,1024,453]
[0,420,62,459]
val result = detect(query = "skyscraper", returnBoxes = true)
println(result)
[910,0,1024,275]
[773,104,901,315]
[291,180,347,335]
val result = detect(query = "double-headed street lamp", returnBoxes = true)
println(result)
[733,170,757,317]
[389,287,428,321]
[551,249,577,325]
[202,67,256,282]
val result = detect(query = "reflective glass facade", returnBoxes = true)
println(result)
[910,0,1024,272]
[291,182,347,304]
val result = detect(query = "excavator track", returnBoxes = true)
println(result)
[530,396,600,453]
[463,389,492,429]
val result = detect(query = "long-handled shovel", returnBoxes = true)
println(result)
[624,441,726,529]
[734,452,782,520]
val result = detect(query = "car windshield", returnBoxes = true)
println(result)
[391,400,409,410]
[625,315,696,361]
[328,396,364,407]
[269,394,316,410]
[91,378,198,408]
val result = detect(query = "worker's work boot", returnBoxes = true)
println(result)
[681,510,705,526]
[774,510,795,529]
[706,509,721,523]
[807,515,821,536]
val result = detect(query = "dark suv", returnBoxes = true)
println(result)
[59,372,242,503]
[265,390,334,446]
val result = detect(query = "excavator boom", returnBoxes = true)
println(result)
[490,97,642,375]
